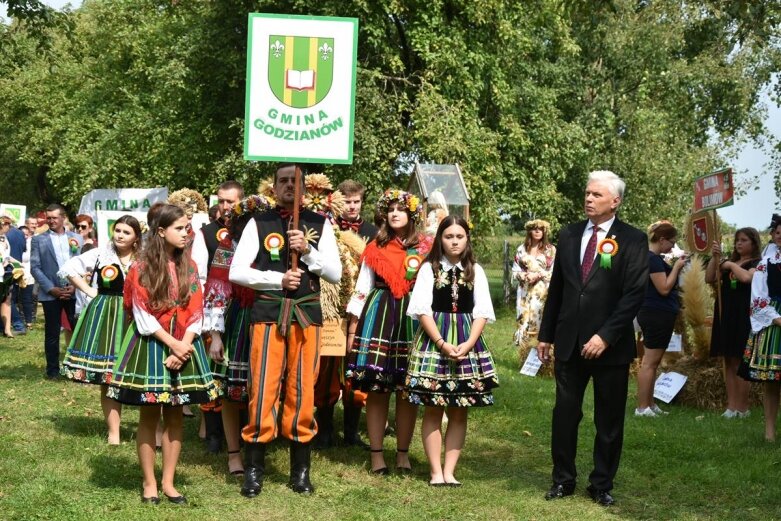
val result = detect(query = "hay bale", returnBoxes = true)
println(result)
[661,355,763,410]
[517,334,555,378]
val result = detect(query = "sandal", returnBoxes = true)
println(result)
[396,448,412,474]
[370,448,389,475]
[227,449,244,476]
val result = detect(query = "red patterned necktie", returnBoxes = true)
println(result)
[581,225,600,282]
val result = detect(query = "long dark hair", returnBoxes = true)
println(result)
[730,227,761,262]
[375,202,419,249]
[424,215,475,283]
[113,215,142,252]
[139,204,191,312]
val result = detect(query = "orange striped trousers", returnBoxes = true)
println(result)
[242,322,321,444]
[314,355,367,408]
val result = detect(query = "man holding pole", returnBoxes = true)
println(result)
[229,163,342,496]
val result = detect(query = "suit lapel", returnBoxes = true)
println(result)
[572,220,588,284]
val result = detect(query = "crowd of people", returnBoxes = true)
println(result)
[2,166,781,507]
[0,164,498,504]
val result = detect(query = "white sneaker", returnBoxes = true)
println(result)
[721,409,737,418]
[650,404,669,416]
[634,407,657,417]
[736,410,751,418]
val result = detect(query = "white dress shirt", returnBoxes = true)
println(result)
[580,215,616,264]
[229,218,342,291]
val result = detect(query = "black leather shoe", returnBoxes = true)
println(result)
[241,443,266,498]
[313,406,335,450]
[141,496,160,504]
[342,404,370,450]
[164,493,187,504]
[544,483,575,500]
[288,441,315,494]
[587,485,615,506]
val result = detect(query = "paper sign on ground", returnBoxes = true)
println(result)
[653,371,688,403]
[667,333,682,353]
[520,348,542,377]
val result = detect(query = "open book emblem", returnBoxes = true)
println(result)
[268,35,334,108]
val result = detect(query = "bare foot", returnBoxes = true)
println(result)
[142,481,158,499]
[107,433,120,446]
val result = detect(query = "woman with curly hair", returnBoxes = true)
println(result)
[512,219,556,349]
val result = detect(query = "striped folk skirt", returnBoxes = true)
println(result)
[210,301,252,403]
[108,322,219,406]
[346,288,417,393]
[405,312,499,407]
[739,300,781,382]
[61,294,126,385]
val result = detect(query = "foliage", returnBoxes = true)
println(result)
[0,0,779,235]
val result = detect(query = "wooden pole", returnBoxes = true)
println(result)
[291,163,302,271]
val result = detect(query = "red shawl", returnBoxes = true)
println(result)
[124,259,203,339]
[203,237,255,309]
[361,235,431,299]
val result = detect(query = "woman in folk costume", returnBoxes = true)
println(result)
[203,195,273,476]
[108,204,219,504]
[60,215,142,445]
[346,189,431,474]
[512,219,556,350]
[738,215,781,441]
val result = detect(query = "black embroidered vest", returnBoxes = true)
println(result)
[249,209,326,325]
[431,266,474,313]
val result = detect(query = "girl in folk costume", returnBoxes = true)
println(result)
[739,215,781,441]
[406,216,499,486]
[203,195,272,476]
[108,204,219,504]
[60,215,142,445]
[512,219,556,349]
[346,189,431,474]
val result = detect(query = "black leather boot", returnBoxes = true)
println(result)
[241,443,266,498]
[342,404,370,449]
[204,410,224,454]
[313,406,334,450]
[288,441,315,494]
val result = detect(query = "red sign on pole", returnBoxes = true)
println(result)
[693,167,734,212]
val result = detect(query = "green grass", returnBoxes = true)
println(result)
[1,308,781,520]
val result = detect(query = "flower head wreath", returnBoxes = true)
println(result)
[167,188,208,218]
[377,189,423,225]
[225,194,274,220]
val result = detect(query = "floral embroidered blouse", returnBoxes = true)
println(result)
[749,247,781,333]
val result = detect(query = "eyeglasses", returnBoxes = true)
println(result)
[77,224,89,230]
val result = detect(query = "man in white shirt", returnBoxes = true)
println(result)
[230,164,341,497]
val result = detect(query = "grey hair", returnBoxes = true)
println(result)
[587,170,625,200]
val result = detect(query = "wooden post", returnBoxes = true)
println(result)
[290,163,302,271]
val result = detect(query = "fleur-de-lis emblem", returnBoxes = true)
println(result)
[319,42,332,60]
[270,40,284,58]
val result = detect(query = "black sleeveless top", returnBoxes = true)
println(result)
[431,266,474,314]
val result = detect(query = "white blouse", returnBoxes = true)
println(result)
[749,247,781,333]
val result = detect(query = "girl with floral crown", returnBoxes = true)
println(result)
[346,188,431,474]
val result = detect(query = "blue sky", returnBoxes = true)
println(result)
[2,0,778,229]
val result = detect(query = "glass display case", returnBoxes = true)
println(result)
[407,162,470,235]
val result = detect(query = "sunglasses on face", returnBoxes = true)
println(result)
[77,224,89,230]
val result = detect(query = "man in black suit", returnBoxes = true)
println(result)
[536,170,648,507]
